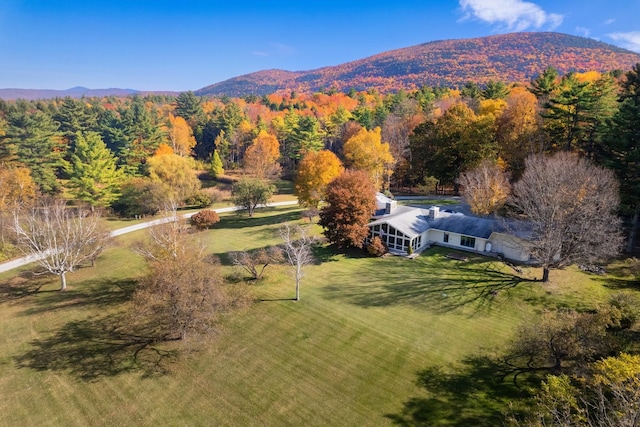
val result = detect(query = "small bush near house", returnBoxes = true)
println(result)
[367,236,387,257]
[190,209,221,230]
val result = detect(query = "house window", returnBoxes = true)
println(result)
[460,236,476,248]
[443,233,449,243]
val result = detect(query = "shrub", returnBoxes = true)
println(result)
[190,209,220,230]
[184,192,213,208]
[607,292,640,330]
[367,236,387,257]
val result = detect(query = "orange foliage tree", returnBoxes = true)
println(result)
[243,130,281,178]
[294,150,344,209]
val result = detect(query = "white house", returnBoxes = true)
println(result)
[367,193,531,262]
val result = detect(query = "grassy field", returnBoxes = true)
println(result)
[0,205,635,426]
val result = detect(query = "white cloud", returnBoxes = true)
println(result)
[607,31,640,52]
[459,0,563,32]
[576,26,591,37]
[604,18,615,25]
[251,42,294,57]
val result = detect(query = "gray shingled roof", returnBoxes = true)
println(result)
[369,205,431,238]
[428,215,495,239]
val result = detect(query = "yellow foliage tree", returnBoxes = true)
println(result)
[294,150,344,209]
[478,98,507,117]
[167,114,196,156]
[458,159,511,216]
[243,130,281,178]
[0,164,37,210]
[146,153,201,204]
[342,127,394,191]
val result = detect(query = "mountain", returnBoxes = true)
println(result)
[196,32,640,97]
[0,87,179,101]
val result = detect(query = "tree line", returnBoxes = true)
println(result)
[0,64,639,254]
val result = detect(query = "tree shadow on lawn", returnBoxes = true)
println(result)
[218,208,302,230]
[17,278,137,317]
[0,270,52,303]
[14,314,178,381]
[386,355,532,426]
[323,257,535,314]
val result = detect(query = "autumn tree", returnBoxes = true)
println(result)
[318,170,376,249]
[0,163,37,255]
[167,114,196,156]
[0,163,37,210]
[132,254,233,341]
[12,200,110,291]
[231,178,276,217]
[65,131,124,208]
[458,159,510,216]
[111,177,167,217]
[510,152,622,282]
[342,126,394,191]
[133,213,239,341]
[145,151,201,205]
[294,149,344,209]
[523,354,640,427]
[243,129,281,178]
[189,209,220,230]
[410,103,497,192]
[496,88,545,177]
[280,223,315,301]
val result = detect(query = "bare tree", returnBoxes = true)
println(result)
[133,204,247,341]
[229,247,283,280]
[132,253,234,341]
[12,200,110,291]
[280,223,315,301]
[510,153,623,282]
[458,159,511,216]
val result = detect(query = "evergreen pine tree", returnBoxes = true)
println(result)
[210,150,224,178]
[66,131,124,207]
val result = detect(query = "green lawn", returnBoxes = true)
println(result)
[0,206,634,426]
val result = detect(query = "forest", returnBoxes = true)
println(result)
[1,63,639,259]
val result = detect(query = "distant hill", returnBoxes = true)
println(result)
[196,32,640,97]
[0,87,179,101]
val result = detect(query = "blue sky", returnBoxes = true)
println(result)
[1,0,639,91]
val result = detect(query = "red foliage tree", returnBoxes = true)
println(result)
[318,170,376,249]
[189,209,220,230]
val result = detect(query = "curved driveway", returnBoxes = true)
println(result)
[0,200,299,274]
